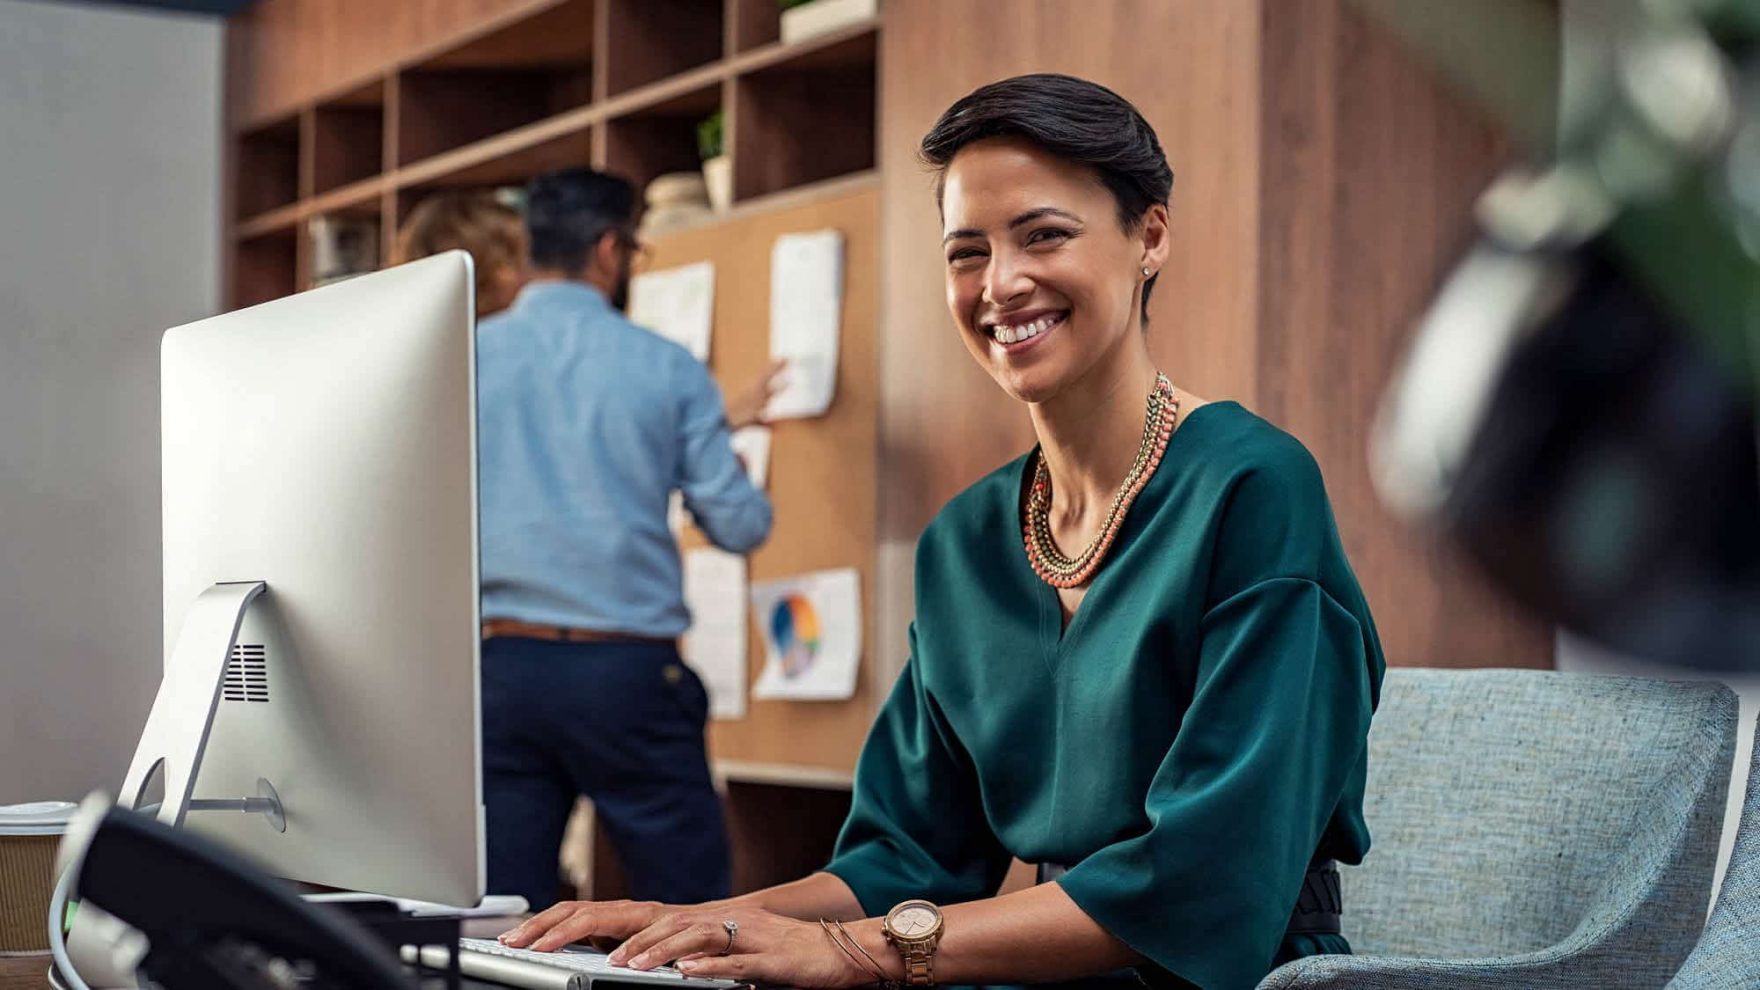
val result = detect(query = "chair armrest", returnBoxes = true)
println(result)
[1256,945,1631,990]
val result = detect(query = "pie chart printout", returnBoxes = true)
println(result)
[749,568,861,701]
[770,593,820,678]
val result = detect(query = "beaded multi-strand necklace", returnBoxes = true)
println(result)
[1023,372,1179,589]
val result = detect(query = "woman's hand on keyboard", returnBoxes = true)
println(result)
[498,899,667,953]
[607,906,875,988]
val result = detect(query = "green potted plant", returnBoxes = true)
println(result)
[698,109,731,213]
[779,0,876,45]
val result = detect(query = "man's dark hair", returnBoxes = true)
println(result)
[524,167,637,274]
[919,73,1174,323]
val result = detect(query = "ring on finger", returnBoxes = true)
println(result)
[720,919,739,956]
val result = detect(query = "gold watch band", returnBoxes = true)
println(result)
[884,899,942,987]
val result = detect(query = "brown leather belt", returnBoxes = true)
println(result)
[480,618,673,647]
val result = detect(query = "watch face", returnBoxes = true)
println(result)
[889,903,939,937]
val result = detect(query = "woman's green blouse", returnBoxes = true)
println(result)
[823,402,1387,990]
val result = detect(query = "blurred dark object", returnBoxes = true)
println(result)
[63,797,418,989]
[1368,0,1760,667]
[329,901,462,990]
[1449,245,1760,669]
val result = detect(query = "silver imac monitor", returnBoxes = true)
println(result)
[124,251,483,907]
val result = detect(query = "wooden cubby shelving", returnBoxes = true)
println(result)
[234,113,300,221]
[232,228,298,309]
[227,0,881,309]
[601,81,722,194]
[730,0,785,52]
[311,80,386,196]
[731,25,876,202]
[601,0,725,98]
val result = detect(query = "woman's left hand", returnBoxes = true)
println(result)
[605,905,870,987]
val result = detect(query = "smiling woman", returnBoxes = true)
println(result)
[500,74,1386,990]
[927,74,1173,414]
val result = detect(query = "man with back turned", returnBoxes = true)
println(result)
[475,167,776,909]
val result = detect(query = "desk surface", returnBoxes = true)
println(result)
[0,957,48,990]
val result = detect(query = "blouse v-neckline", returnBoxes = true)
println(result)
[1017,401,1235,667]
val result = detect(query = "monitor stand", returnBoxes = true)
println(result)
[117,580,284,831]
[63,582,293,989]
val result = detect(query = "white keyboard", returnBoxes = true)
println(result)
[404,936,745,989]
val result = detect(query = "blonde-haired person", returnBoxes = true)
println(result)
[394,190,529,318]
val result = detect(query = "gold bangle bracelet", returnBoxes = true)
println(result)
[832,919,899,986]
[819,918,893,987]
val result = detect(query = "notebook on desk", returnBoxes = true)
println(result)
[405,937,748,989]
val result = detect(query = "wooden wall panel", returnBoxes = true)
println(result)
[1256,0,1551,668]
[228,0,557,128]
[649,186,882,772]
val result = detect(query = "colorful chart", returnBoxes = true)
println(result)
[750,568,861,702]
[769,593,821,678]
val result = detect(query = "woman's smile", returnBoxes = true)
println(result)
[986,307,1068,352]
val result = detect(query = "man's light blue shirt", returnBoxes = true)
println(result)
[476,280,771,637]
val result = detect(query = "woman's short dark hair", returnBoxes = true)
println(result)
[524,167,637,274]
[920,73,1174,322]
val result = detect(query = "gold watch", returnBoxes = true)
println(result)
[881,899,944,986]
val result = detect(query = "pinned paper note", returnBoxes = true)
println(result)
[751,568,861,701]
[731,426,772,490]
[683,548,749,720]
[766,231,844,419]
[630,261,715,361]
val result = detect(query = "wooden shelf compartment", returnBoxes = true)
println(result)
[306,192,384,289]
[306,175,386,219]
[397,121,595,194]
[396,0,596,168]
[728,0,782,53]
[417,0,596,73]
[727,15,878,76]
[233,176,384,241]
[232,227,298,309]
[601,81,722,199]
[311,79,387,195]
[235,114,301,220]
[640,168,878,242]
[728,0,880,57]
[235,202,304,240]
[730,26,876,202]
[600,0,725,98]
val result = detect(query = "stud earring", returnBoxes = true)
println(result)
[1141,266,1152,277]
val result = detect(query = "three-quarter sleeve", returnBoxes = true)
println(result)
[673,355,772,553]
[822,624,1014,916]
[1054,576,1376,990]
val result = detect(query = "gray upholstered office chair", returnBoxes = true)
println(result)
[1259,669,1737,990]
[1667,712,1760,989]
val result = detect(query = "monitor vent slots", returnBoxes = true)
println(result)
[223,644,270,703]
